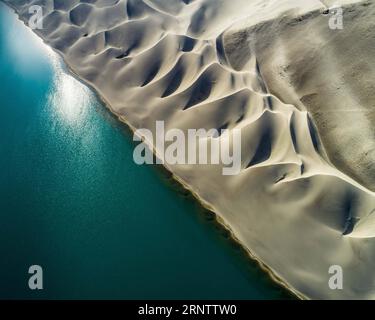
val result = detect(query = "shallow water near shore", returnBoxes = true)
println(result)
[0,4,293,299]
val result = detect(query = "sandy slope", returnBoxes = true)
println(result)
[4,0,375,299]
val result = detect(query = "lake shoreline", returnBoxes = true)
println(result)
[1,3,297,299]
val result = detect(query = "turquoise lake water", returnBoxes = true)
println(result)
[0,4,292,299]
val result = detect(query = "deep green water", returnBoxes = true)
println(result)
[0,4,293,299]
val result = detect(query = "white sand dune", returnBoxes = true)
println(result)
[4,0,375,299]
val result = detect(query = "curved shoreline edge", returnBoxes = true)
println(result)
[4,0,375,299]
[69,53,306,301]
[3,3,303,299]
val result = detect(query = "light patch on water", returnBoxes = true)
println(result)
[0,4,53,74]
[1,3,93,126]
[49,57,92,125]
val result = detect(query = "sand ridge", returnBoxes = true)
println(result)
[4,0,375,299]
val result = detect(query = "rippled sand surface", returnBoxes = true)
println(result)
[4,0,375,299]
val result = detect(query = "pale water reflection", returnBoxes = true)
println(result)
[2,5,91,126]
[1,6,52,75]
[49,58,91,125]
